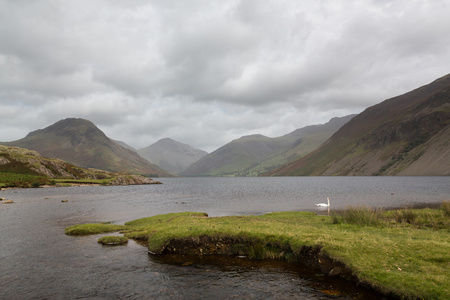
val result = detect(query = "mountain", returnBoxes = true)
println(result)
[179,115,354,176]
[265,73,450,176]
[2,118,171,177]
[138,138,207,174]
[113,140,137,152]
[0,145,161,188]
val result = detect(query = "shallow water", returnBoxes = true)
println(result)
[1,177,448,299]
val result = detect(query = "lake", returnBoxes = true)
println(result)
[1,177,448,299]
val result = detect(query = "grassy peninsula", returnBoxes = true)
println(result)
[66,205,450,299]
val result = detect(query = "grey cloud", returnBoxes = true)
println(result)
[1,0,449,152]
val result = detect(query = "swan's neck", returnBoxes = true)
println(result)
[327,197,330,205]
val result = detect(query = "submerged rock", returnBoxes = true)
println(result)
[329,267,342,276]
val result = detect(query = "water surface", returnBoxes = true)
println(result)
[1,177,448,299]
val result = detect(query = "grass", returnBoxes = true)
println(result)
[0,172,49,188]
[65,222,126,235]
[65,206,450,299]
[332,204,450,230]
[98,235,128,245]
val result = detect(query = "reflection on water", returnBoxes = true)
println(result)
[1,177,448,299]
[151,254,381,299]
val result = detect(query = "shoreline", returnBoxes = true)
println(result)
[0,180,162,190]
[66,207,450,299]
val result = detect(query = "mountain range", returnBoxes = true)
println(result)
[179,115,355,176]
[265,73,450,176]
[1,74,448,177]
[2,118,171,177]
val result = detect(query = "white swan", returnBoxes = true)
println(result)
[316,197,330,207]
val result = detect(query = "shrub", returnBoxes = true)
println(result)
[31,181,41,188]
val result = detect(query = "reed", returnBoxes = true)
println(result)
[331,206,385,227]
[442,200,450,217]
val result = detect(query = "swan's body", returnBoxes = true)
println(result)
[316,197,330,207]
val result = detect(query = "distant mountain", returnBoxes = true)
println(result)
[180,115,354,176]
[113,140,137,152]
[265,73,450,176]
[2,118,171,177]
[138,138,207,174]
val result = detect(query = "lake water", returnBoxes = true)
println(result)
[1,177,448,299]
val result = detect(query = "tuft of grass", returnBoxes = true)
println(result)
[442,200,450,217]
[331,206,385,227]
[390,208,416,224]
[65,222,126,235]
[98,235,128,245]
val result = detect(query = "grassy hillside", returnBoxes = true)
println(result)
[0,145,160,188]
[266,74,450,176]
[3,118,171,177]
[180,116,354,176]
[180,134,279,176]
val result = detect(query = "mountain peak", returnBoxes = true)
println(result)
[5,118,171,176]
[27,118,101,137]
[138,138,207,174]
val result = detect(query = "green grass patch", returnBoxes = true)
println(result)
[53,178,112,185]
[65,222,126,235]
[66,207,450,299]
[0,172,49,188]
[332,205,450,230]
[98,235,128,245]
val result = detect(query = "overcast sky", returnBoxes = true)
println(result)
[1,0,449,152]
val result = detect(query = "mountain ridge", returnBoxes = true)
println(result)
[180,115,355,176]
[265,73,450,176]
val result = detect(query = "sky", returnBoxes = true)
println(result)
[1,0,449,153]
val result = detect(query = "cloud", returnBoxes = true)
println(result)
[0,0,449,152]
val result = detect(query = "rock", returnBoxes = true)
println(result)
[2,200,14,204]
[61,199,69,202]
[329,267,342,276]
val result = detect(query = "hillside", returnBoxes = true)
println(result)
[0,145,160,188]
[138,138,207,174]
[2,118,171,177]
[266,73,450,176]
[180,115,354,176]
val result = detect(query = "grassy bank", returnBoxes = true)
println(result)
[0,173,112,188]
[66,205,450,299]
